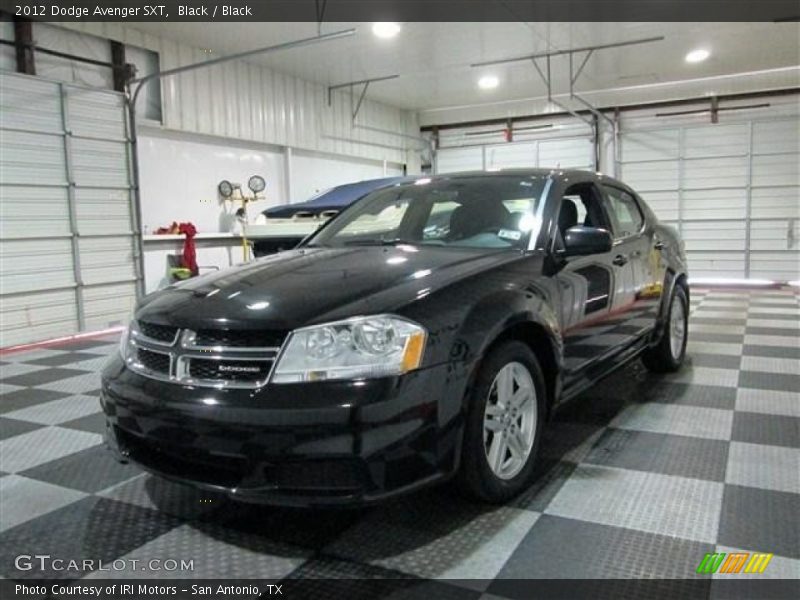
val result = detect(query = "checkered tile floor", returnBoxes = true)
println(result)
[1,288,798,597]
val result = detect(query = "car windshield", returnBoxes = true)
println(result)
[307,175,547,250]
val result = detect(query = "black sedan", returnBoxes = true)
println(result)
[102,169,689,506]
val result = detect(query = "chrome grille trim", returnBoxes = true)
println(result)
[124,325,282,389]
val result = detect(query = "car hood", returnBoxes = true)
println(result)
[137,246,526,331]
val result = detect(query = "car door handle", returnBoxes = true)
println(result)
[612,254,628,266]
[654,241,665,250]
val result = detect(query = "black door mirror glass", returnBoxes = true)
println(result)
[563,226,613,257]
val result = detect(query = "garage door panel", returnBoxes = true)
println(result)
[0,185,71,239]
[686,252,745,278]
[682,188,747,221]
[83,282,137,330]
[752,153,799,188]
[0,74,62,133]
[78,237,136,285]
[621,129,678,162]
[683,123,748,158]
[750,187,800,220]
[0,71,136,346]
[436,147,483,173]
[538,138,591,169]
[0,238,75,294]
[75,188,134,236]
[486,143,535,169]
[67,89,127,141]
[620,161,678,192]
[753,120,799,155]
[683,156,748,189]
[682,221,746,251]
[0,130,66,186]
[749,220,800,251]
[749,253,800,280]
[640,191,679,221]
[0,289,79,347]
[71,138,130,188]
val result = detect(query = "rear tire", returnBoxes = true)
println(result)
[457,341,545,503]
[642,284,688,373]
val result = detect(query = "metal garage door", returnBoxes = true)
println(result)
[0,71,139,346]
[435,120,594,174]
[619,102,799,282]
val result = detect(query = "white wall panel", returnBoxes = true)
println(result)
[538,138,593,170]
[290,150,402,203]
[136,129,286,233]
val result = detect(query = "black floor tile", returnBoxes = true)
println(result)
[497,514,715,581]
[57,340,116,351]
[60,411,106,434]
[718,485,800,560]
[0,388,70,414]
[283,558,476,600]
[0,368,88,387]
[687,353,742,370]
[745,327,800,337]
[19,444,141,493]
[584,428,730,481]
[83,388,103,397]
[691,332,746,344]
[749,302,800,309]
[0,496,182,579]
[645,383,737,410]
[509,459,577,512]
[692,317,747,326]
[24,352,101,367]
[743,345,800,359]
[0,416,45,441]
[738,371,800,394]
[731,412,800,449]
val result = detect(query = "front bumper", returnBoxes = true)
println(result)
[101,355,468,507]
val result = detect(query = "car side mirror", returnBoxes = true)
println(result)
[563,226,613,257]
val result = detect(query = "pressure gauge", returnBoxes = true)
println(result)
[218,180,234,198]
[248,175,266,194]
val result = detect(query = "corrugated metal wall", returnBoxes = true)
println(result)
[61,23,419,167]
[0,71,138,346]
[619,96,799,282]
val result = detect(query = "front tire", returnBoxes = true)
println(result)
[458,341,545,503]
[642,284,688,373]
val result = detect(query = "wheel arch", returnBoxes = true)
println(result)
[478,320,561,418]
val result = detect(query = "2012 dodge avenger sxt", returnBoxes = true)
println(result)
[101,169,689,507]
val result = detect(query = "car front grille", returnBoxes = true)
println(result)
[138,321,179,344]
[194,328,285,348]
[136,348,170,374]
[126,323,284,389]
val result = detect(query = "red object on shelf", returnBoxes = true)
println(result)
[178,222,198,276]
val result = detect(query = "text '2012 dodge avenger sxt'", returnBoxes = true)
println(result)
[102,169,689,507]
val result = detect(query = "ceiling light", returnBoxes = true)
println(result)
[478,75,499,90]
[372,22,401,39]
[685,48,710,63]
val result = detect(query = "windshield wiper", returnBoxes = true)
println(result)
[342,238,419,247]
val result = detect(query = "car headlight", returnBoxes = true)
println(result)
[271,315,427,383]
[118,320,134,361]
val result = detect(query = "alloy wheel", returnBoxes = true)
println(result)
[483,361,537,480]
